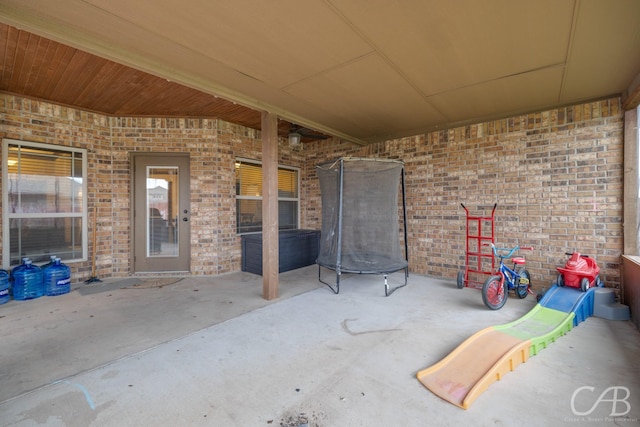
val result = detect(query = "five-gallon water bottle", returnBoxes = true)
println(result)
[44,258,71,296]
[41,255,58,270]
[12,260,44,300]
[10,257,30,282]
[0,269,9,304]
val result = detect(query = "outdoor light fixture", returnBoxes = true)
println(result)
[288,131,302,146]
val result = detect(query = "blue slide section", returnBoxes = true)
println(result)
[538,285,595,326]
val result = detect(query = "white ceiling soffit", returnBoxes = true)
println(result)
[1,0,639,144]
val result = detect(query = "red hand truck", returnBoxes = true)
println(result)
[457,203,497,289]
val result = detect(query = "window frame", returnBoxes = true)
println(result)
[2,138,88,267]
[235,158,300,235]
[636,105,640,256]
[623,105,640,257]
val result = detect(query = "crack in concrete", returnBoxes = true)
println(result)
[341,318,402,336]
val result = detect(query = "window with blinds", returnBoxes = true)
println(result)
[235,159,299,234]
[2,139,87,266]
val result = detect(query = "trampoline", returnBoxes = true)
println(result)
[316,157,409,296]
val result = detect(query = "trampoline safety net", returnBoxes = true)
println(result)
[316,157,408,282]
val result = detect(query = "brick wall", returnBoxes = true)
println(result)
[303,98,624,290]
[110,119,304,276]
[0,95,111,280]
[0,94,306,280]
[0,94,625,290]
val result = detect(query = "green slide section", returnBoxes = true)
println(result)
[493,304,575,356]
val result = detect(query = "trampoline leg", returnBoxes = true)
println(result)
[318,265,340,294]
[384,267,409,297]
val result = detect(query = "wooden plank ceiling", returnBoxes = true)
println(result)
[0,23,266,132]
[1,1,640,145]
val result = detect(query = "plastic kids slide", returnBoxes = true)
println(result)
[416,285,594,409]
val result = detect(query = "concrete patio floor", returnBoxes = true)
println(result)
[0,266,639,426]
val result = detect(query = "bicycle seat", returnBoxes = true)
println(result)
[512,257,526,264]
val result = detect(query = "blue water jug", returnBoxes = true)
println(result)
[0,269,9,304]
[10,257,30,282]
[41,255,58,270]
[12,260,44,300]
[44,258,71,296]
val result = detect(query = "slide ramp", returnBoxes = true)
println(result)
[417,286,594,409]
[538,284,594,327]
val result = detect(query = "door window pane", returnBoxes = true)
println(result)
[147,167,179,257]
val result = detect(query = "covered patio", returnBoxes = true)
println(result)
[1,270,638,425]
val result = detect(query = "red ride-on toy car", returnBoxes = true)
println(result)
[556,252,604,292]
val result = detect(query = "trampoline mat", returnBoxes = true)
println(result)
[317,252,408,275]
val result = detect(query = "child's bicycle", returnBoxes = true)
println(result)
[482,243,533,310]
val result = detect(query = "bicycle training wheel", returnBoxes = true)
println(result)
[515,268,531,299]
[482,275,507,310]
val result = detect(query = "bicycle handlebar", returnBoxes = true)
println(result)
[484,242,533,258]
